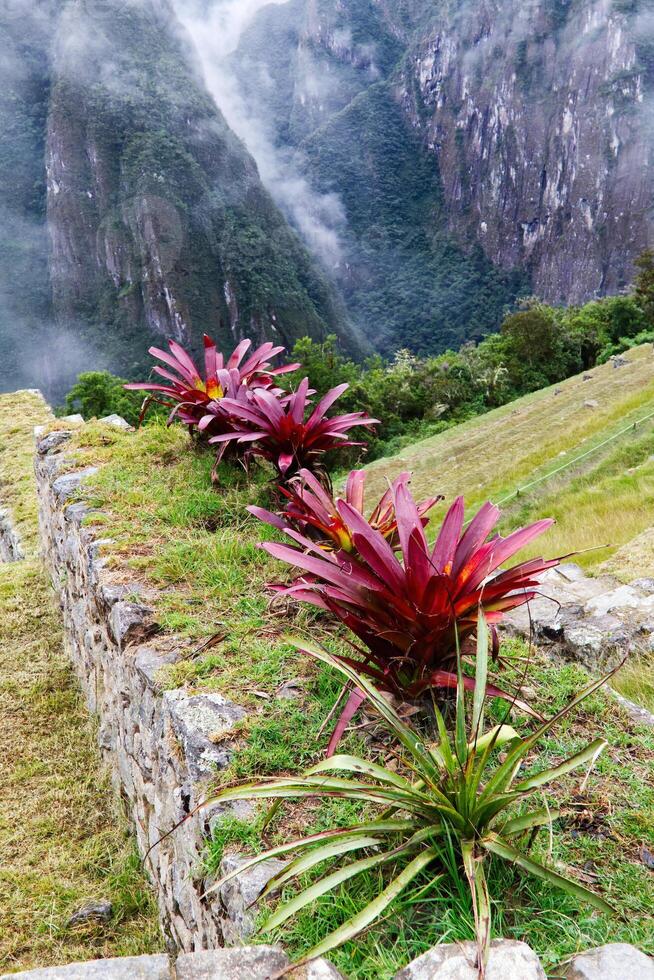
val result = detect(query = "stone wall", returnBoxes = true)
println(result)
[32,422,654,980]
[0,509,23,562]
[34,425,256,954]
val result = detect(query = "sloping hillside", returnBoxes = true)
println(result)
[366,344,654,571]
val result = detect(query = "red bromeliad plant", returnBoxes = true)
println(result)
[254,483,561,752]
[249,468,442,553]
[210,378,379,479]
[124,334,298,429]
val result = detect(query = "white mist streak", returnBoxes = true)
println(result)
[173,0,346,269]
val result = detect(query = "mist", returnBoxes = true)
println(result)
[171,0,347,270]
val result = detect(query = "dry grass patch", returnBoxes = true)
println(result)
[0,391,162,973]
[365,344,654,569]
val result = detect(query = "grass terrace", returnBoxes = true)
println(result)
[366,344,654,572]
[50,413,654,979]
[0,392,162,974]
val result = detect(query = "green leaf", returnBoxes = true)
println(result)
[515,739,608,791]
[501,807,561,836]
[462,840,492,971]
[432,703,455,773]
[263,828,436,932]
[202,823,394,898]
[291,846,442,965]
[454,627,468,766]
[470,724,519,755]
[306,754,416,792]
[480,664,621,804]
[289,637,443,788]
[260,835,383,902]
[473,791,523,831]
[482,833,615,915]
[258,820,418,899]
[472,609,489,739]
[205,777,433,816]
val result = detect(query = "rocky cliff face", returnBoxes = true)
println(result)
[235,0,653,327]
[46,0,353,378]
[3,0,652,394]
[232,0,526,354]
[1,0,353,397]
[399,0,653,304]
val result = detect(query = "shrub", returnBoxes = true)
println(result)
[249,467,441,553]
[257,485,558,751]
[205,628,616,972]
[63,371,144,425]
[211,379,378,481]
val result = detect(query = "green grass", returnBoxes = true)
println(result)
[613,656,654,713]
[0,392,162,973]
[205,644,654,980]
[365,343,654,575]
[49,410,654,977]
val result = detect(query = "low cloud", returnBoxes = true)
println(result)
[172,0,347,270]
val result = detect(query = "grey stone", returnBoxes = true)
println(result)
[52,468,99,503]
[98,414,133,430]
[165,692,246,781]
[205,798,256,837]
[174,947,288,980]
[100,583,131,608]
[584,399,599,408]
[36,430,73,455]
[135,646,180,689]
[633,578,654,595]
[559,618,632,671]
[0,510,23,562]
[0,955,170,979]
[611,690,654,728]
[277,678,303,699]
[561,623,604,661]
[218,853,288,943]
[301,963,346,979]
[60,414,86,424]
[67,900,113,926]
[394,940,546,979]
[585,585,654,618]
[110,600,152,646]
[564,943,654,979]
[557,562,588,583]
[64,502,91,526]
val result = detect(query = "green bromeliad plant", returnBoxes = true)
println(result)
[204,616,618,976]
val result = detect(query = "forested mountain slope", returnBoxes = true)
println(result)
[0,0,354,398]
[233,0,654,349]
[2,0,652,394]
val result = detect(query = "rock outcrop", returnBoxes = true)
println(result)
[236,0,654,329]
[400,0,653,304]
[1,0,354,400]
[503,562,654,678]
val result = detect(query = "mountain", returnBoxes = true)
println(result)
[1,0,652,396]
[232,0,527,355]
[232,0,654,347]
[0,0,355,399]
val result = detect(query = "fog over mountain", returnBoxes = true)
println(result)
[1,0,652,396]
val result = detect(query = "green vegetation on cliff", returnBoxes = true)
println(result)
[301,82,526,354]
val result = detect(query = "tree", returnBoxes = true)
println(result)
[63,371,143,425]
